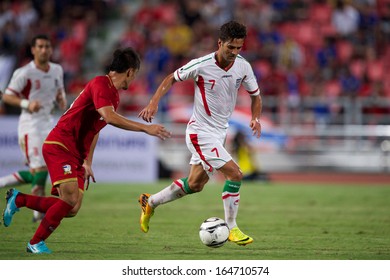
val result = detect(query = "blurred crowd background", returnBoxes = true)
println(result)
[1,0,390,127]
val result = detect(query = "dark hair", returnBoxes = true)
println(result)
[219,21,247,42]
[109,47,141,73]
[31,34,50,47]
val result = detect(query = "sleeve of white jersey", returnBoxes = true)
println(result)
[173,58,199,82]
[5,68,26,97]
[242,63,260,96]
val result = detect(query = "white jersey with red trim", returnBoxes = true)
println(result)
[174,52,260,133]
[5,61,65,134]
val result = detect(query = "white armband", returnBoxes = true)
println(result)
[20,99,30,110]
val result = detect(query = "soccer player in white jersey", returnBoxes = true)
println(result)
[138,21,262,246]
[0,34,67,222]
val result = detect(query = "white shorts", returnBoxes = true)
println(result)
[185,131,232,176]
[18,130,49,169]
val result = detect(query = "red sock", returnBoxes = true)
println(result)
[15,193,58,213]
[30,199,73,245]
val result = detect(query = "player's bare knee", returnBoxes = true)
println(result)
[66,211,78,218]
[188,181,205,193]
[68,197,79,207]
[188,177,208,192]
[66,204,81,217]
[229,169,243,182]
[59,186,80,207]
[68,211,78,217]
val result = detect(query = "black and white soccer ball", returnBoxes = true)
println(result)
[199,217,229,248]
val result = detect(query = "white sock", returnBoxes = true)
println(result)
[0,173,21,188]
[149,179,188,208]
[222,192,240,229]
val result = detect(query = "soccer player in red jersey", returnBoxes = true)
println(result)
[2,47,171,254]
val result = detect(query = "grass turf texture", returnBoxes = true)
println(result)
[0,180,389,260]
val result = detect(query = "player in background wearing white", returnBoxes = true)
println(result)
[0,34,67,222]
[138,21,262,246]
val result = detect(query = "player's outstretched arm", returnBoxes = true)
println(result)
[138,73,176,123]
[98,106,171,140]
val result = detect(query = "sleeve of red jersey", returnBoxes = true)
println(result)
[92,78,115,110]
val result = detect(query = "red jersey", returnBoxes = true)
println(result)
[46,75,119,160]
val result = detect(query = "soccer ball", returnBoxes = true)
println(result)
[199,217,230,248]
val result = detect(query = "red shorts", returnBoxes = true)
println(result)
[42,142,85,196]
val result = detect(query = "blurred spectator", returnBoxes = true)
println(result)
[143,28,172,92]
[201,0,234,28]
[118,19,146,54]
[232,131,269,182]
[162,15,193,60]
[0,1,13,31]
[277,35,305,70]
[340,72,361,99]
[14,0,38,39]
[178,0,202,27]
[316,36,337,79]
[331,0,360,38]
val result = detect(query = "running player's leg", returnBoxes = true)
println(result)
[0,130,34,189]
[3,164,77,228]
[149,165,208,207]
[3,187,64,228]
[0,170,33,188]
[139,164,208,233]
[23,142,85,253]
[27,181,77,253]
[219,160,253,246]
[139,131,212,233]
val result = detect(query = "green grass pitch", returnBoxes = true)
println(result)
[0,180,389,260]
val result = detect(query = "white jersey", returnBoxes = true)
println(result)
[174,52,260,134]
[5,61,64,135]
